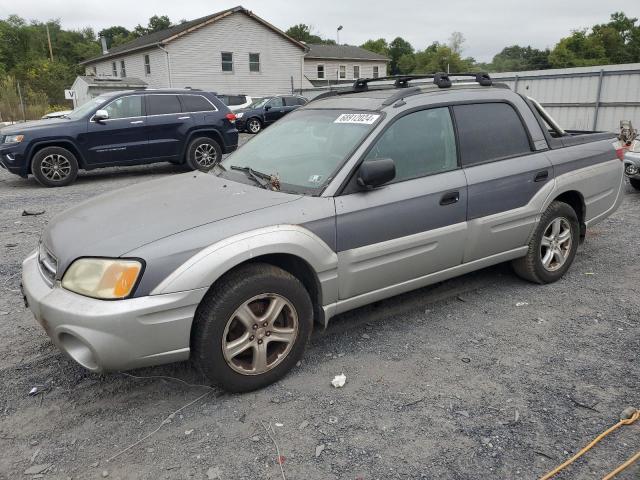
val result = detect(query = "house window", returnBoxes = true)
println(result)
[353,65,360,79]
[317,64,325,79]
[249,53,260,72]
[339,65,346,79]
[112,62,117,77]
[221,52,233,72]
[120,60,126,77]
[144,54,151,75]
[92,66,97,75]
[373,66,379,78]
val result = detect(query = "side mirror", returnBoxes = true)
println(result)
[357,158,396,189]
[264,105,272,111]
[94,109,109,121]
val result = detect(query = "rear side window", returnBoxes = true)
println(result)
[453,103,531,166]
[180,95,215,112]
[267,97,284,108]
[284,96,306,106]
[146,95,181,115]
[229,95,246,106]
[365,107,457,182]
[217,95,229,105]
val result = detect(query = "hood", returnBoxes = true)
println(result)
[43,172,301,277]
[1,118,72,135]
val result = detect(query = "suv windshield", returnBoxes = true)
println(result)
[218,109,381,194]
[66,96,111,120]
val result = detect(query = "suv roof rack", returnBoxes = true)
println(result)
[353,72,492,91]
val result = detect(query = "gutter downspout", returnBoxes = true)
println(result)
[157,44,173,88]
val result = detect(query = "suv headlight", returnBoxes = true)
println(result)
[4,134,24,143]
[235,112,244,118]
[62,258,143,299]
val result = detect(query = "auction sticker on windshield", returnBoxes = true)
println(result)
[334,113,380,124]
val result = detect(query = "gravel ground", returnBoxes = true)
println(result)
[0,140,638,479]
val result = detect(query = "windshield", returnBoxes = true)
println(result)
[218,109,381,194]
[66,96,110,120]
[247,97,267,108]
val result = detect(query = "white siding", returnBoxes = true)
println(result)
[167,13,305,96]
[304,59,387,81]
[86,48,169,88]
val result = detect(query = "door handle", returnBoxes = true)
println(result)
[534,170,549,182]
[439,191,460,206]
[130,120,143,124]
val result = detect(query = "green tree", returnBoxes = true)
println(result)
[388,37,414,74]
[397,53,416,74]
[360,38,389,57]
[285,23,334,44]
[490,45,550,71]
[133,15,172,37]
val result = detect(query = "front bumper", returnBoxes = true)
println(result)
[0,143,28,177]
[623,151,640,179]
[21,251,207,372]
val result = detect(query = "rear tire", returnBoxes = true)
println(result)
[246,117,262,134]
[630,178,640,191]
[31,146,78,187]
[512,201,580,284]
[185,137,222,172]
[191,263,313,392]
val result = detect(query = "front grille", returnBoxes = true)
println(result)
[38,243,57,287]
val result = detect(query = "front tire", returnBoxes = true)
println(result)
[630,178,640,191]
[185,137,222,172]
[31,146,79,187]
[246,117,262,134]
[191,263,313,392]
[512,201,580,284]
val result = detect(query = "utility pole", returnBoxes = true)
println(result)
[16,80,26,122]
[46,24,54,61]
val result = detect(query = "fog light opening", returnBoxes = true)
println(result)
[58,333,98,370]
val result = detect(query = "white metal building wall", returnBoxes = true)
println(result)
[492,63,640,132]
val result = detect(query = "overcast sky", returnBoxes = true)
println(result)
[1,1,637,61]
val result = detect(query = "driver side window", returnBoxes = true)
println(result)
[103,96,143,119]
[267,97,284,108]
[365,107,457,183]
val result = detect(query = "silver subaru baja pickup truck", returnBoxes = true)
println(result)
[22,73,625,392]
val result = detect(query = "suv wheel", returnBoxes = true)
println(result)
[512,201,580,284]
[186,137,222,172]
[31,146,79,187]
[247,118,262,134]
[191,263,313,392]
[630,178,640,191]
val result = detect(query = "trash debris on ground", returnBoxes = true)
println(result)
[515,301,529,307]
[315,444,325,457]
[21,210,45,217]
[298,420,309,430]
[274,422,283,427]
[250,435,260,442]
[28,385,50,396]
[184,429,194,435]
[328,416,338,424]
[23,464,52,475]
[461,358,471,363]
[5,243,17,248]
[331,373,346,388]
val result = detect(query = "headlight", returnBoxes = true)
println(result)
[235,112,244,118]
[4,134,24,143]
[62,258,143,299]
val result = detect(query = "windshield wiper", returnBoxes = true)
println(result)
[230,165,275,190]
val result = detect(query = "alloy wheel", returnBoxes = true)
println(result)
[222,293,298,375]
[40,154,71,181]
[540,217,572,271]
[194,143,218,168]
[248,119,261,133]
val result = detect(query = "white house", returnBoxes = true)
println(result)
[79,6,308,97]
[303,44,389,86]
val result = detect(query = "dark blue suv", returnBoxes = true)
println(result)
[0,89,238,187]
[235,95,307,134]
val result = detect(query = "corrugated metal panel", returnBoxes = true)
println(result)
[493,64,640,131]
[167,12,305,96]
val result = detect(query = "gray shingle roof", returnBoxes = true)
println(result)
[80,6,305,65]
[305,44,389,61]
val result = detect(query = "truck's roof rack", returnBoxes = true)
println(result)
[352,72,492,91]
